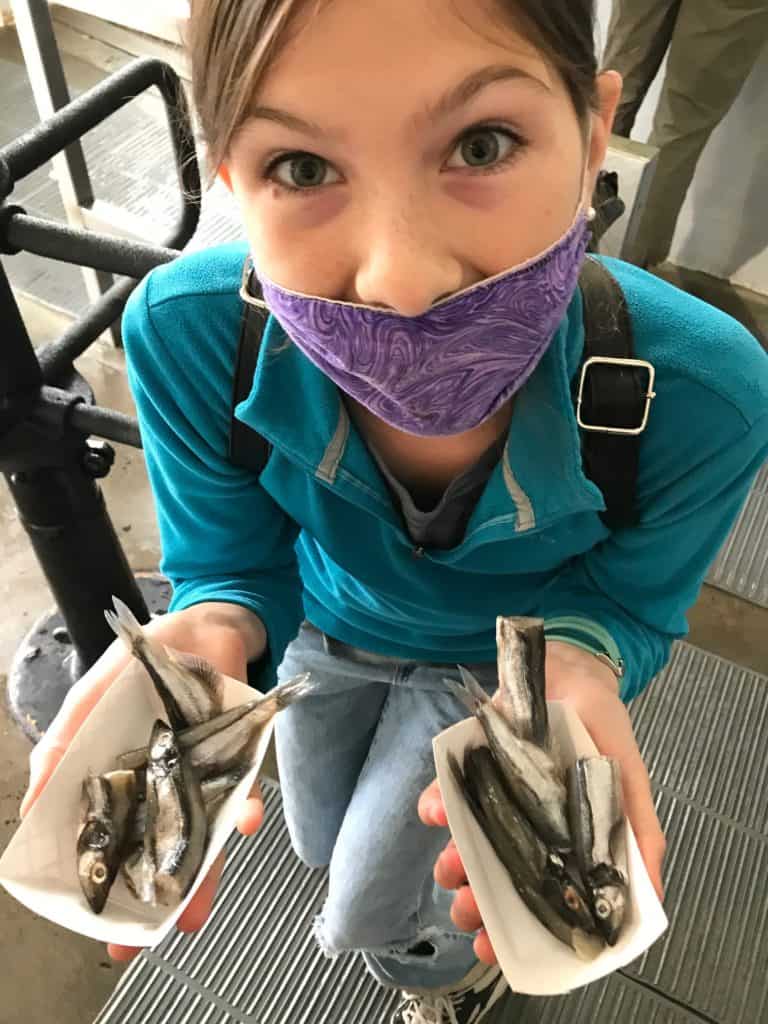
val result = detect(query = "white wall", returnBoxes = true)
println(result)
[596,0,768,295]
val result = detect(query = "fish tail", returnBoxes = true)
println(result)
[458,665,490,703]
[442,674,475,714]
[442,675,479,716]
[273,672,314,709]
[105,596,147,657]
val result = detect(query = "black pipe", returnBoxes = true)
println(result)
[6,461,149,671]
[0,57,200,252]
[68,403,142,450]
[0,257,42,419]
[37,276,138,381]
[0,58,196,194]
[31,386,143,449]
[4,211,179,278]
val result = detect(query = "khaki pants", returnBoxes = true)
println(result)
[602,0,768,265]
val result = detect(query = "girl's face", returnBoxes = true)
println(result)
[221,0,621,316]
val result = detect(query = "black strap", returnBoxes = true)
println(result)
[575,257,647,529]
[228,269,272,475]
[229,258,648,527]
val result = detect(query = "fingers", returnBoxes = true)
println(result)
[450,883,482,933]
[107,943,143,962]
[236,779,264,836]
[178,852,226,933]
[619,754,666,900]
[417,777,448,828]
[448,883,498,965]
[473,929,498,965]
[434,839,466,890]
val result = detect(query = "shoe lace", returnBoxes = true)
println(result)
[400,992,465,1024]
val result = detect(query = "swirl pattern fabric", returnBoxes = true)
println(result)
[256,214,590,436]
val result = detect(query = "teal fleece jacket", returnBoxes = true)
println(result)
[121,243,768,701]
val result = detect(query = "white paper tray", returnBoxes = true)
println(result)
[0,660,268,948]
[433,701,668,996]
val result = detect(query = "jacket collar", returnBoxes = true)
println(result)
[233,277,605,531]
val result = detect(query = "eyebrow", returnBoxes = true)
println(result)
[242,63,551,140]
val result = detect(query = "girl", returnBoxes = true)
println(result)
[22,2,768,1021]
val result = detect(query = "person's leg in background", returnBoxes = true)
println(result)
[602,0,682,137]
[623,0,768,267]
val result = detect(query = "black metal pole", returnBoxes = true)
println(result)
[38,275,142,383]
[0,56,201,735]
[0,258,150,671]
[6,463,148,671]
[3,211,180,278]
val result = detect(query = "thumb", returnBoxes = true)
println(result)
[621,756,666,901]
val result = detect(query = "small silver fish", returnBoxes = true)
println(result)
[568,757,629,946]
[115,700,263,772]
[494,616,549,748]
[116,674,312,777]
[143,720,207,907]
[186,673,312,778]
[127,765,246,848]
[200,767,249,818]
[105,596,222,729]
[77,769,139,913]
[122,846,155,905]
[448,668,571,851]
[450,748,601,960]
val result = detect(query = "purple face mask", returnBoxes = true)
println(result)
[251,212,591,437]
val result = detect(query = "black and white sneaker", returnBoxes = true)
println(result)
[390,961,508,1023]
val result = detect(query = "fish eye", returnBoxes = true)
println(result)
[595,897,611,919]
[564,889,580,911]
[91,863,108,885]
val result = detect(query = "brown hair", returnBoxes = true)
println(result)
[187,0,599,187]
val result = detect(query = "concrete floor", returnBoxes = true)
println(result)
[1,14,767,1024]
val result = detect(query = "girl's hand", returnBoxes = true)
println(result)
[19,601,266,963]
[419,641,666,964]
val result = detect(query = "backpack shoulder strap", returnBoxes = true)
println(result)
[575,256,651,530]
[229,268,272,475]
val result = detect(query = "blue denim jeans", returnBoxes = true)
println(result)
[274,621,497,991]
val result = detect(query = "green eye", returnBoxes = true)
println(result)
[462,130,501,166]
[446,127,523,172]
[271,153,341,190]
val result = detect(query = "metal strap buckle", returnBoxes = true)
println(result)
[576,356,656,436]
[239,256,266,311]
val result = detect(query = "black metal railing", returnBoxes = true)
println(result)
[0,57,199,732]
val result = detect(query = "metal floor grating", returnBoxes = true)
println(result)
[707,462,768,608]
[94,643,768,1024]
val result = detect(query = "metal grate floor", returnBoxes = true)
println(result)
[93,643,768,1024]
[707,463,768,609]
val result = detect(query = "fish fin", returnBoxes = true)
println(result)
[105,596,145,655]
[273,672,313,709]
[176,653,222,696]
[458,665,490,703]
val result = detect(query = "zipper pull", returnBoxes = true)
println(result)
[412,545,426,559]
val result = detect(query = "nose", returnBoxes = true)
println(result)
[351,203,464,317]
